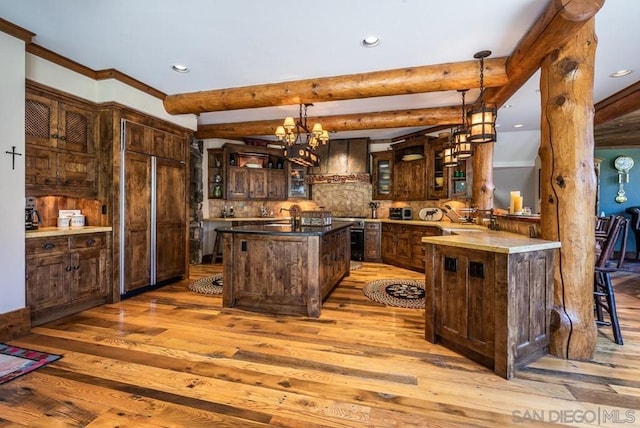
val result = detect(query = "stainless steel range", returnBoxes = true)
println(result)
[332,217,366,261]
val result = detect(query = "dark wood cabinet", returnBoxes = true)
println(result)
[364,222,382,261]
[432,246,496,359]
[228,167,270,199]
[26,232,111,326]
[268,169,287,199]
[389,137,433,201]
[424,243,555,379]
[222,225,351,317]
[393,158,426,200]
[25,82,97,197]
[223,144,287,201]
[382,222,441,271]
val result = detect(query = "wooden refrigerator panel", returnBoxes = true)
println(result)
[155,157,186,283]
[124,151,152,292]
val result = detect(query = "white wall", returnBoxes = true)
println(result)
[26,54,198,131]
[0,32,26,313]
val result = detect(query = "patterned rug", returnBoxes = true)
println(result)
[0,344,62,385]
[188,273,223,295]
[362,278,426,309]
[350,261,363,270]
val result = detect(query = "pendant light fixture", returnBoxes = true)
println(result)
[453,89,473,159]
[275,103,329,166]
[467,50,497,144]
[443,130,458,168]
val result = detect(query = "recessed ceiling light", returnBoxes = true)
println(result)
[502,104,512,109]
[172,64,189,73]
[361,35,380,48]
[610,69,632,78]
[513,124,524,128]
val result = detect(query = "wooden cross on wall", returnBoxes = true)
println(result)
[5,146,22,170]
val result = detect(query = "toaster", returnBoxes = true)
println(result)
[389,207,413,220]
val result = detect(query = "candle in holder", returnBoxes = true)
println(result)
[509,191,521,214]
[514,196,523,214]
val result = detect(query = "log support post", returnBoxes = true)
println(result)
[539,18,597,360]
[471,143,495,210]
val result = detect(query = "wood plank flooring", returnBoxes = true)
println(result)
[2,263,639,427]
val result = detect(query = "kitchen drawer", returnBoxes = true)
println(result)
[365,222,381,230]
[69,233,106,250]
[26,236,68,256]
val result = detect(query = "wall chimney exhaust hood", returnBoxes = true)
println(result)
[304,138,371,184]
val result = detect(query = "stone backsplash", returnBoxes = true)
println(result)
[206,181,472,221]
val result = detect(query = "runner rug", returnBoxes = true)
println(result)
[188,273,223,295]
[362,278,426,309]
[0,344,62,385]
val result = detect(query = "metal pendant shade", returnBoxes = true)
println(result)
[467,50,497,144]
[453,89,473,158]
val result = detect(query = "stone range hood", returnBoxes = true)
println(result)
[304,138,371,184]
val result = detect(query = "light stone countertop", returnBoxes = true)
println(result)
[421,230,561,254]
[26,226,113,239]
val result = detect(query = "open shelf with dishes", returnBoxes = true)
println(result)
[207,148,225,199]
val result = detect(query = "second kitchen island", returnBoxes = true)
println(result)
[217,221,351,317]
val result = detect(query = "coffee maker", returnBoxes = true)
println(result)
[25,196,42,230]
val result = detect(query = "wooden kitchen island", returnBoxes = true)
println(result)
[422,231,561,379]
[218,221,351,317]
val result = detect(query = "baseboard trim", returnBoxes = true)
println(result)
[0,307,31,342]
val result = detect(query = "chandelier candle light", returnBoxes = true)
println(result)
[275,103,329,167]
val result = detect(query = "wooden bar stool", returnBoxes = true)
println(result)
[211,229,223,263]
[594,215,624,345]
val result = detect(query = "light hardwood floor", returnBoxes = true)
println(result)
[2,263,639,427]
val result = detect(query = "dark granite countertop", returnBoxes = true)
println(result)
[216,221,352,236]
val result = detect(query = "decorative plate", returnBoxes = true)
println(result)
[419,207,444,221]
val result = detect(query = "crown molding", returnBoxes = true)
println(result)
[0,18,35,43]
[26,43,166,100]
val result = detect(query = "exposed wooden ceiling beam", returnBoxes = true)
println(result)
[165,58,508,115]
[484,0,605,107]
[195,106,461,140]
[189,0,605,140]
[594,80,640,125]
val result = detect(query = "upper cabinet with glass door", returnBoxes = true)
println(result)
[371,151,393,200]
[287,163,311,199]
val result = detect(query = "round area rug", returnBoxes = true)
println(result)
[350,261,363,271]
[362,278,425,309]
[188,273,223,295]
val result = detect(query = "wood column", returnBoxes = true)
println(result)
[471,143,495,209]
[539,18,597,360]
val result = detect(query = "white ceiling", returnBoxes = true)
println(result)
[1,0,638,141]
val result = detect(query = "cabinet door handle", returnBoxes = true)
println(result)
[73,265,80,270]
[51,133,58,139]
[60,135,67,141]
[65,266,72,271]
[86,239,96,246]
[42,243,55,250]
